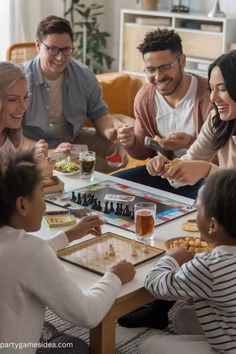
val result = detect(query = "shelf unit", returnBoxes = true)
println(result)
[119,9,236,77]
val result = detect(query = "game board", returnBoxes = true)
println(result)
[45,180,195,232]
[57,232,165,275]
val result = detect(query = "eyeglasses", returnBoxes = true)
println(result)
[41,42,74,56]
[144,56,181,76]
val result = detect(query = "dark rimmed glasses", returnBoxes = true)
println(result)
[144,55,181,76]
[41,42,74,56]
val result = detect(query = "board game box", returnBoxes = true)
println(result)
[45,180,195,233]
[57,232,165,275]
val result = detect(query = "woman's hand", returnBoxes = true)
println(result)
[146,155,170,176]
[65,215,105,242]
[35,139,48,159]
[161,160,211,185]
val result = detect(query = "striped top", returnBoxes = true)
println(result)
[145,245,236,353]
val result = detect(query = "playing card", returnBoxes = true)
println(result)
[104,194,135,202]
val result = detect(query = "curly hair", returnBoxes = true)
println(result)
[0,149,42,226]
[201,169,236,239]
[208,50,236,150]
[137,28,183,56]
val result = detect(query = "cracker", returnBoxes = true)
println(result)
[182,219,198,232]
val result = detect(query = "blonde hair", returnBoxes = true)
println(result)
[0,62,27,147]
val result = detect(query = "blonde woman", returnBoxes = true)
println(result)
[0,61,48,158]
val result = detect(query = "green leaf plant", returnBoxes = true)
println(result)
[63,0,114,73]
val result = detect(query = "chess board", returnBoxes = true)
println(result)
[45,180,195,232]
[57,232,165,275]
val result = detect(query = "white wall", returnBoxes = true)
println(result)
[2,0,236,68]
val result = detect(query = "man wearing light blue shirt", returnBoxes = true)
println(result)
[23,15,127,172]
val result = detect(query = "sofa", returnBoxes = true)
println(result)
[86,72,148,170]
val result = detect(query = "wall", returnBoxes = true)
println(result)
[2,0,236,67]
[105,0,236,71]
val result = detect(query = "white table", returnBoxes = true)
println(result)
[36,172,197,354]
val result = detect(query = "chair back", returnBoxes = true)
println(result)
[6,42,36,64]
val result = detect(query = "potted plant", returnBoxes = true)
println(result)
[63,0,114,73]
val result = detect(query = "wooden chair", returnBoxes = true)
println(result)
[6,42,36,64]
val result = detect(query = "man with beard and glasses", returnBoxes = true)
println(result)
[115,28,212,199]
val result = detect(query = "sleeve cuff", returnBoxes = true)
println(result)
[49,231,69,252]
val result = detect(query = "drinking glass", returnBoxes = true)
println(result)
[134,202,156,241]
[79,151,96,180]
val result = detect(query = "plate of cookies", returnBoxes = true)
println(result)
[165,236,213,255]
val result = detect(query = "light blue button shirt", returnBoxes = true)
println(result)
[23,56,108,148]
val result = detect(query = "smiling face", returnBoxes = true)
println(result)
[0,78,28,132]
[143,49,185,96]
[36,33,73,80]
[209,66,236,121]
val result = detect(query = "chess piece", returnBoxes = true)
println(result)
[71,191,76,202]
[86,193,91,204]
[123,205,130,217]
[109,201,115,213]
[76,192,82,204]
[109,244,116,257]
[131,244,138,257]
[130,208,134,220]
[115,203,120,215]
[91,198,98,210]
[143,243,149,254]
[120,203,124,215]
[104,252,109,260]
[81,193,89,207]
[89,194,95,205]
[104,201,110,214]
[97,200,102,211]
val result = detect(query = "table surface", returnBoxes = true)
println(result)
[35,171,197,299]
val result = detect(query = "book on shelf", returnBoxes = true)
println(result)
[136,16,171,26]
[200,23,222,32]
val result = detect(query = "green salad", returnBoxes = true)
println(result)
[54,159,80,173]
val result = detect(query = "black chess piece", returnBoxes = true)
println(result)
[119,203,124,215]
[104,201,110,214]
[76,192,82,204]
[81,193,89,207]
[115,203,120,215]
[97,200,102,211]
[89,194,95,205]
[123,205,130,217]
[71,191,76,202]
[86,193,91,204]
[91,198,98,210]
[109,201,115,213]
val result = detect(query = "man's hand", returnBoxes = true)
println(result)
[146,155,170,176]
[65,215,105,242]
[110,260,136,284]
[55,142,72,154]
[116,124,135,148]
[167,247,193,266]
[158,133,195,151]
